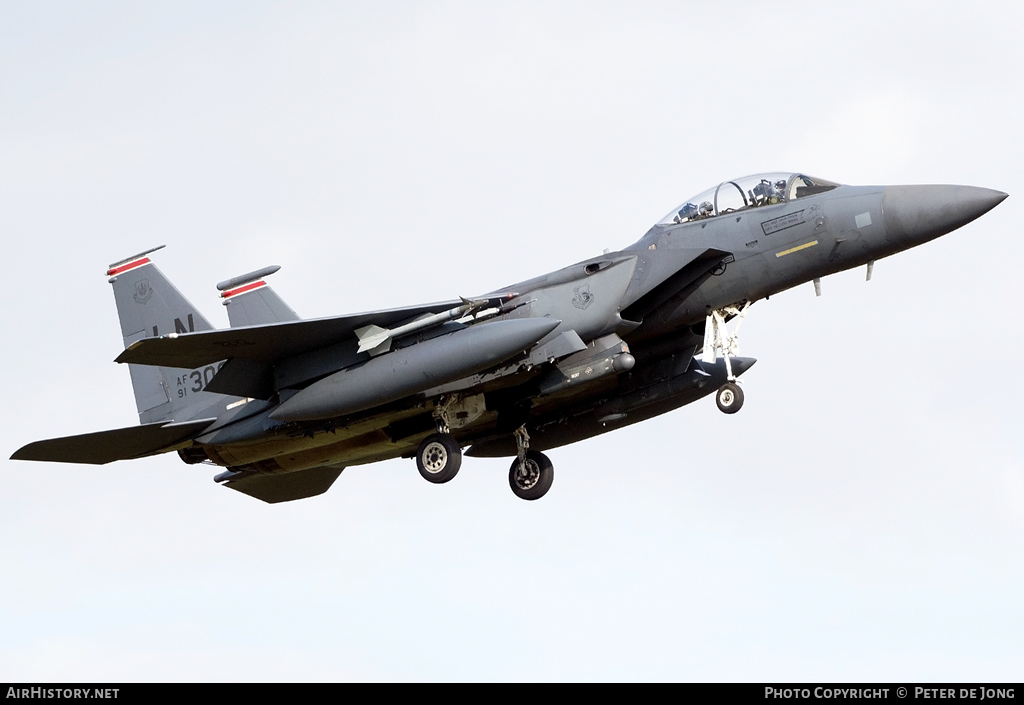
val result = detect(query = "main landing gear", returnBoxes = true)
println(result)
[415,432,462,484]
[509,426,553,500]
[704,302,751,415]
[416,399,463,483]
[413,419,554,500]
[509,450,554,501]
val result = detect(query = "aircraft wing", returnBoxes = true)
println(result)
[115,299,494,369]
[11,418,218,465]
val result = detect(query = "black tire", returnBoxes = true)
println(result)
[716,382,744,414]
[416,433,462,484]
[508,450,554,500]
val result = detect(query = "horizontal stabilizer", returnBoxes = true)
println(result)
[222,465,344,503]
[116,298,507,369]
[11,418,218,465]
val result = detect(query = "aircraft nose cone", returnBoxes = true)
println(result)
[883,185,1007,244]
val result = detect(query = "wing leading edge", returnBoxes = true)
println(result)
[115,299,491,369]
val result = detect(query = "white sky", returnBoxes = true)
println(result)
[2,1,1022,681]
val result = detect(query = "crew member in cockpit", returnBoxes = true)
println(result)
[674,203,699,223]
[751,178,787,206]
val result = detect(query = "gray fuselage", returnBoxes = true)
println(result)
[195,181,1004,468]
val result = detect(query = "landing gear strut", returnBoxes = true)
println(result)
[704,302,751,414]
[509,426,554,500]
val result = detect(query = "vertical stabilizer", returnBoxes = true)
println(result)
[107,247,238,424]
[218,265,300,327]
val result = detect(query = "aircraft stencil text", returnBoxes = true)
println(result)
[176,362,223,398]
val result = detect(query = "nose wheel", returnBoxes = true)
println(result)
[716,382,744,414]
[415,433,462,484]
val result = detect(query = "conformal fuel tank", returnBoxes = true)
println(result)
[270,317,560,422]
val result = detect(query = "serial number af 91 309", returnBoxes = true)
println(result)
[175,362,224,398]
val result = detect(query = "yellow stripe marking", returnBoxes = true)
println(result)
[775,240,819,258]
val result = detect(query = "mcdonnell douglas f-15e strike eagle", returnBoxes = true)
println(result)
[12,173,1007,503]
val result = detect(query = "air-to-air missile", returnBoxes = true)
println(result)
[12,172,1007,504]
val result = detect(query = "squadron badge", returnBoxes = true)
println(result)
[572,285,594,310]
[133,278,153,305]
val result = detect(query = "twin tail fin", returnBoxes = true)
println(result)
[107,246,238,424]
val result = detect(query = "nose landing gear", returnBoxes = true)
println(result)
[715,382,744,414]
[704,302,751,415]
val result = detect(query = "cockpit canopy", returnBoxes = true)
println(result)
[657,173,840,226]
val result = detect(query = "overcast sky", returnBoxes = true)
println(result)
[2,1,1022,681]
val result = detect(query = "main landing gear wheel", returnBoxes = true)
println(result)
[716,382,744,414]
[509,450,554,501]
[416,433,462,484]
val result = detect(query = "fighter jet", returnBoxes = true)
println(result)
[12,173,1007,503]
